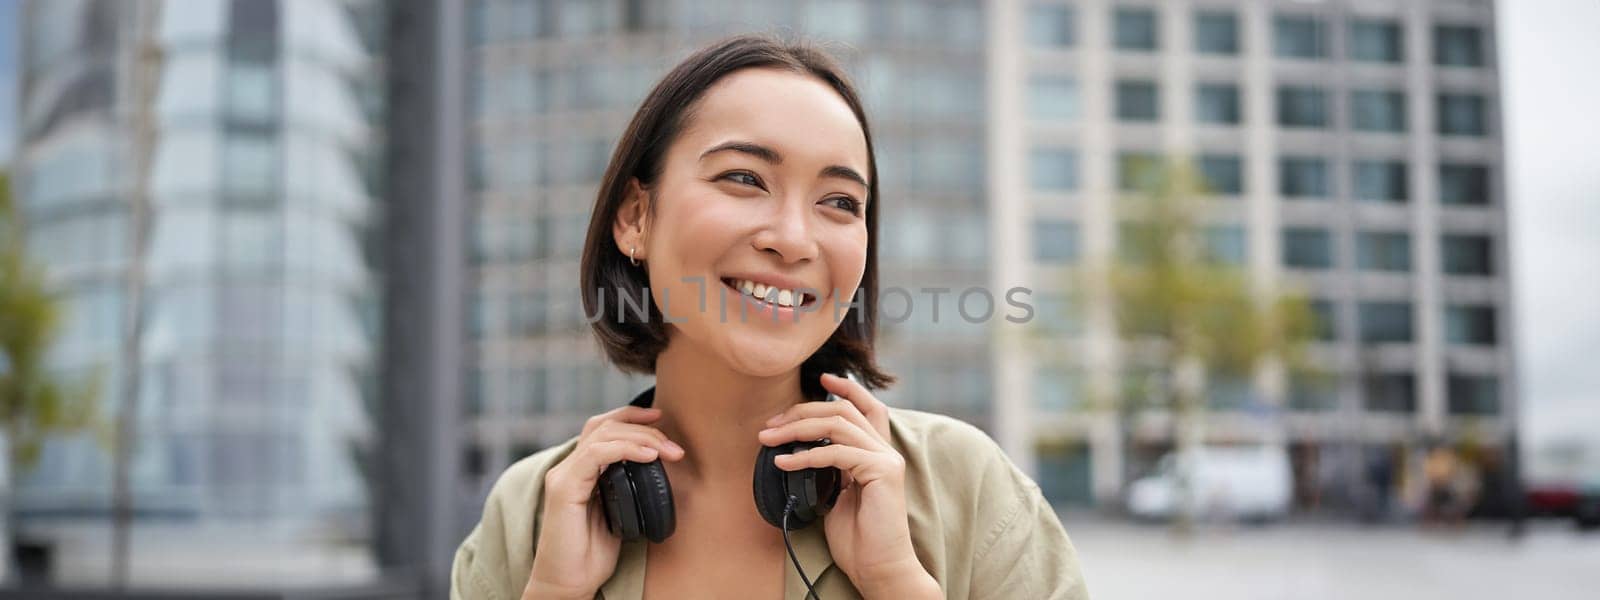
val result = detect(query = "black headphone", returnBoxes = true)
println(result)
[596,381,843,544]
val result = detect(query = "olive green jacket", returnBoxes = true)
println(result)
[450,406,1090,599]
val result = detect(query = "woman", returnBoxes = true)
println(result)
[450,34,1089,600]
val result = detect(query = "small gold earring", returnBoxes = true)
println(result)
[630,244,640,266]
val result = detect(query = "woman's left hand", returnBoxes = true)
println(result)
[757,373,939,598]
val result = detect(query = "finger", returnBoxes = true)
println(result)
[765,398,877,443]
[547,440,661,505]
[758,415,882,451]
[583,405,662,436]
[819,373,890,439]
[591,422,684,460]
[773,444,902,485]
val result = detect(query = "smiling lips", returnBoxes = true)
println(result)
[721,277,819,309]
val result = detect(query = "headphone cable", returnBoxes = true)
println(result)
[783,495,821,600]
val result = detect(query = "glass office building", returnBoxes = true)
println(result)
[12,0,386,586]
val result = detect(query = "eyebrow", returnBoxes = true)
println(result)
[699,140,870,191]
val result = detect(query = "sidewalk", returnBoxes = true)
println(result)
[1060,513,1598,600]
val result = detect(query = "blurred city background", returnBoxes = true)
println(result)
[0,0,1596,598]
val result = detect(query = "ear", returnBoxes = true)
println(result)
[612,177,651,261]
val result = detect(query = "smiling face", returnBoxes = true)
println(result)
[612,67,872,378]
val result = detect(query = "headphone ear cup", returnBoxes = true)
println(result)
[628,459,676,543]
[754,442,841,529]
[598,462,643,542]
[753,443,798,528]
[784,453,842,524]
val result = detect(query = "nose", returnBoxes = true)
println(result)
[752,195,819,264]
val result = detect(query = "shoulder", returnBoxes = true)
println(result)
[486,436,583,512]
[886,406,1043,545]
[887,406,1037,498]
[885,407,1090,599]
[451,436,582,600]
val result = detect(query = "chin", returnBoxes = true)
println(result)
[720,337,815,377]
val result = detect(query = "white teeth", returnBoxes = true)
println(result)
[730,278,806,308]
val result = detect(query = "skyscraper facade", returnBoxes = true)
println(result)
[12,0,387,586]
[992,0,1512,508]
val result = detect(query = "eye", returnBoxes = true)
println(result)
[825,196,863,215]
[718,171,764,189]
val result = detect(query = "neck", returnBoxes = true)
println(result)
[649,340,808,488]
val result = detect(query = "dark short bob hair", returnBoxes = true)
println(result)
[579,34,895,395]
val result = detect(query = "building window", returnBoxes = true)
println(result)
[226,62,277,123]
[1354,160,1408,203]
[1359,302,1413,343]
[1435,24,1485,67]
[1357,231,1411,272]
[1114,7,1158,51]
[1035,368,1085,412]
[1280,157,1329,198]
[1036,441,1094,506]
[1116,80,1159,121]
[1028,4,1075,48]
[1274,15,1326,59]
[1117,222,1156,265]
[1351,90,1407,133]
[1445,305,1497,346]
[1282,228,1334,269]
[1034,221,1079,262]
[1029,76,1080,120]
[223,134,278,197]
[1031,148,1079,191]
[1203,225,1246,265]
[1348,19,1403,63]
[1277,86,1328,128]
[1438,94,1488,136]
[1289,370,1339,411]
[1198,154,1243,195]
[1440,163,1490,206]
[475,0,542,43]
[1364,373,1416,413]
[912,140,985,193]
[1194,11,1239,55]
[1195,83,1241,125]
[1309,299,1338,341]
[1118,152,1161,192]
[1034,293,1083,334]
[1207,373,1254,410]
[1442,234,1493,276]
[1447,374,1499,415]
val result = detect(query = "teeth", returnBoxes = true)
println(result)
[730,278,807,308]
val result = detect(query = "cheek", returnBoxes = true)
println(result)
[828,227,870,290]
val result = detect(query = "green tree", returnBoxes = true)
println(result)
[0,172,107,486]
[1072,158,1318,530]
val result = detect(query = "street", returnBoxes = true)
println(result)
[1063,514,1599,599]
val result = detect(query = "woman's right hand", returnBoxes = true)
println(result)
[522,405,686,600]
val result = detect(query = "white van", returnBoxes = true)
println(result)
[1126,444,1294,522]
